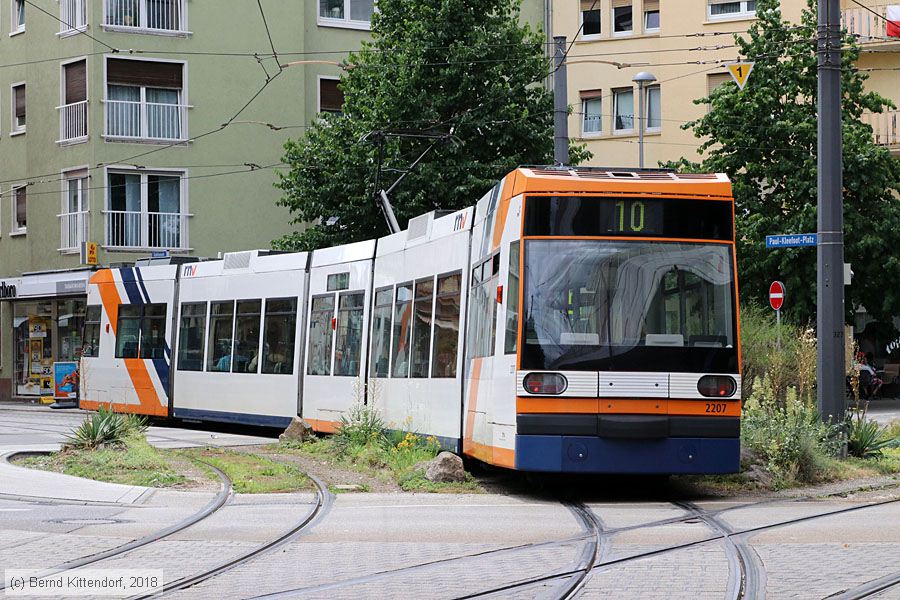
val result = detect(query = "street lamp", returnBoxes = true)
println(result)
[632,71,657,169]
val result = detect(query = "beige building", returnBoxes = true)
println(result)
[553,0,899,167]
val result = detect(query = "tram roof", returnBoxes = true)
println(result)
[508,167,733,198]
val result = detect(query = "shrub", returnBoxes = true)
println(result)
[123,414,149,434]
[334,402,387,451]
[65,407,131,450]
[846,402,895,459]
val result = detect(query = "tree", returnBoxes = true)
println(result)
[274,0,588,251]
[667,0,900,324]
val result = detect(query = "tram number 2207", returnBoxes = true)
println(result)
[705,402,728,414]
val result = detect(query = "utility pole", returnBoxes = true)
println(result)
[553,36,569,165]
[816,0,846,424]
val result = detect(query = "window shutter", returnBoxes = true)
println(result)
[107,59,183,88]
[580,89,603,99]
[707,73,731,95]
[14,85,25,118]
[611,0,630,8]
[319,79,344,112]
[64,61,87,104]
[644,0,659,10]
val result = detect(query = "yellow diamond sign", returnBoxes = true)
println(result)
[727,62,754,90]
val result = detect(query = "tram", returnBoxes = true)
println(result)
[80,167,741,474]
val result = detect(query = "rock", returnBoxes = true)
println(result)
[424,451,467,483]
[745,465,774,489]
[279,417,313,442]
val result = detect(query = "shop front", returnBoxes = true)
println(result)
[0,270,92,402]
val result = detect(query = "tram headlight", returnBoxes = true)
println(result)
[697,375,736,398]
[523,373,568,395]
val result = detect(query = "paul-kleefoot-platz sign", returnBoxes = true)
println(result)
[765,233,818,248]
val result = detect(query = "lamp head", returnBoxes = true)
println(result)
[632,71,658,84]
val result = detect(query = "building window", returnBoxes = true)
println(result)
[612,1,632,35]
[61,172,89,251]
[318,78,344,115]
[104,0,185,32]
[613,88,634,132]
[646,85,661,130]
[115,303,167,359]
[334,292,364,376]
[369,287,393,377]
[106,58,186,142]
[177,302,206,371]
[60,0,87,32]
[708,0,756,19]
[11,83,25,134]
[319,0,373,28]
[307,295,335,376]
[580,91,602,136]
[11,0,24,33]
[60,60,88,143]
[11,185,26,233]
[644,0,660,31]
[580,0,601,36]
[261,297,297,375]
[206,301,234,372]
[106,170,186,250]
[707,73,731,112]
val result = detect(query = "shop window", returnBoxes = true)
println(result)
[391,283,413,377]
[115,303,166,359]
[410,278,433,378]
[431,273,461,378]
[262,297,297,375]
[177,302,206,371]
[369,287,393,377]
[83,305,102,357]
[334,292,364,376]
[13,303,53,397]
[57,299,86,362]
[206,301,234,372]
[505,243,520,354]
[307,295,335,376]
[580,0,600,36]
[232,300,261,373]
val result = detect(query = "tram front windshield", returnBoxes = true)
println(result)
[521,240,737,373]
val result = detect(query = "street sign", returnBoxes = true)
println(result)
[765,233,817,248]
[81,241,98,265]
[151,250,170,258]
[769,281,785,311]
[727,62,754,90]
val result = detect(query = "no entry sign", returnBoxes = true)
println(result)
[769,281,785,311]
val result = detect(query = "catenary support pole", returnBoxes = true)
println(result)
[553,36,569,166]
[817,0,846,424]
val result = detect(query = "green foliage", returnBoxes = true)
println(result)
[65,407,131,450]
[667,0,900,324]
[123,413,149,435]
[742,386,841,487]
[182,448,311,494]
[275,0,590,251]
[334,402,388,450]
[846,403,896,459]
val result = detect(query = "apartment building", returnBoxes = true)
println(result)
[555,0,899,167]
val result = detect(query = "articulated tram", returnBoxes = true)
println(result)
[81,167,741,474]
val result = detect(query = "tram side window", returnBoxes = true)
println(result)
[391,283,414,377]
[369,288,393,377]
[233,300,262,373]
[261,298,297,375]
[83,305,101,357]
[177,302,207,371]
[468,256,499,358]
[116,306,142,358]
[505,242,520,354]
[411,278,434,378]
[334,292,365,376]
[207,301,235,372]
[115,303,167,359]
[307,295,335,376]
[432,273,461,378]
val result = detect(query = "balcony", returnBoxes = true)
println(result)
[863,109,900,151]
[104,100,188,142]
[104,0,188,34]
[58,100,88,144]
[105,210,189,250]
[59,211,89,252]
[59,0,87,33]
[842,4,900,45]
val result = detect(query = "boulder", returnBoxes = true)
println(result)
[279,417,313,442]
[424,451,467,483]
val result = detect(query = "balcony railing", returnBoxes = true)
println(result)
[106,210,189,250]
[59,211,89,251]
[104,0,187,33]
[843,5,900,43]
[58,100,88,143]
[105,100,188,141]
[863,109,900,148]
[60,0,87,32]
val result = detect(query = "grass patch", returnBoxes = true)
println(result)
[18,434,188,488]
[180,448,311,494]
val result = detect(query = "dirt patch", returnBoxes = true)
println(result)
[249,446,399,493]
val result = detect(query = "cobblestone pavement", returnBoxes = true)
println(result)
[2,405,900,599]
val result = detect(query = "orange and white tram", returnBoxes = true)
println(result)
[81,167,742,474]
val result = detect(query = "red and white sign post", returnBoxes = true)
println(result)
[769,281,786,349]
